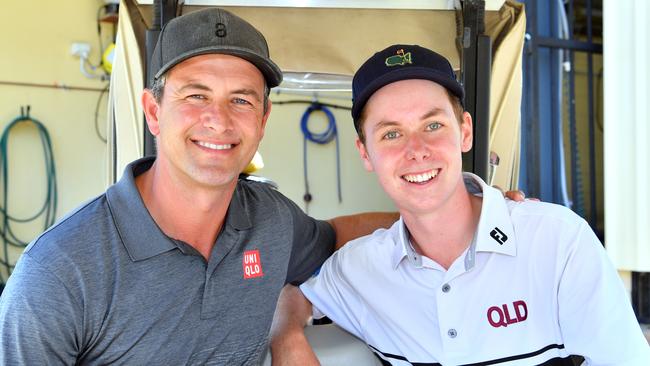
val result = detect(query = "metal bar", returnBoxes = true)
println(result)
[528,0,542,197]
[111,95,118,183]
[586,0,598,232]
[535,0,554,201]
[550,0,562,203]
[474,35,491,181]
[145,28,159,89]
[461,1,478,174]
[0,80,106,93]
[567,0,584,217]
[568,0,574,47]
[549,0,560,202]
[143,0,160,158]
[536,36,602,54]
[528,0,541,197]
[632,272,650,322]
[568,48,582,216]
[142,0,184,158]
[144,0,182,157]
[460,0,490,182]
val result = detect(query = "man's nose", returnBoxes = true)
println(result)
[405,134,431,161]
[201,103,232,132]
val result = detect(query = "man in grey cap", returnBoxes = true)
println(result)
[0,8,396,364]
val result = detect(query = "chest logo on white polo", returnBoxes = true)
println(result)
[243,249,264,279]
[487,300,527,328]
[489,227,508,245]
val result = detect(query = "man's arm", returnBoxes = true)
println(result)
[327,212,399,250]
[270,285,319,366]
[0,254,81,364]
[327,188,526,250]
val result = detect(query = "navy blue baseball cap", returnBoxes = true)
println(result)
[351,44,464,132]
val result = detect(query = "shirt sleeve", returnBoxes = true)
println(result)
[300,249,367,341]
[284,198,336,285]
[558,221,650,365]
[0,253,82,365]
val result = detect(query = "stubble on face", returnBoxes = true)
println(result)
[147,54,270,192]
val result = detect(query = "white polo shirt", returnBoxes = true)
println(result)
[301,173,650,366]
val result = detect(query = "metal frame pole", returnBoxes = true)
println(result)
[461,0,491,181]
[143,0,184,158]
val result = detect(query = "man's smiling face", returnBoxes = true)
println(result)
[356,79,473,216]
[143,53,270,191]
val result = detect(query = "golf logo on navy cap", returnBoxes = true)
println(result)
[351,44,465,133]
[385,49,412,67]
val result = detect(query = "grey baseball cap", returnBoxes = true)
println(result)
[150,8,282,88]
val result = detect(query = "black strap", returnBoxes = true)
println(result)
[369,343,578,366]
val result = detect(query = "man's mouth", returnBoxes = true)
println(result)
[195,140,234,150]
[402,169,439,183]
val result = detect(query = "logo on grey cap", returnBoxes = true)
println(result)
[215,22,227,37]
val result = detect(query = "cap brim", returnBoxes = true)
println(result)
[154,46,283,88]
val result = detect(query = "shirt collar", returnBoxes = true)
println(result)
[393,216,412,269]
[106,157,176,261]
[390,172,517,269]
[391,217,421,269]
[228,180,253,230]
[464,172,517,258]
[106,157,252,262]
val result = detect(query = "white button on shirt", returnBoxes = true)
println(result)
[301,173,650,366]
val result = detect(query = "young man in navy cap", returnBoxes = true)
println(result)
[0,8,398,364]
[270,44,650,365]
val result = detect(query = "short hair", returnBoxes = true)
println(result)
[355,87,464,144]
[150,75,166,104]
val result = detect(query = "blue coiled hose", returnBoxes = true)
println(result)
[300,102,342,213]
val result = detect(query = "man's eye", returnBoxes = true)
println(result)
[187,94,206,100]
[383,131,400,140]
[426,122,442,130]
[233,97,252,105]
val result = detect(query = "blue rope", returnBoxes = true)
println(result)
[300,102,342,212]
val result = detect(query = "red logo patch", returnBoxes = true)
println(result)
[487,300,528,328]
[243,249,264,279]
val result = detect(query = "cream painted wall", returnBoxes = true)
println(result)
[259,93,395,220]
[0,1,394,284]
[0,1,110,282]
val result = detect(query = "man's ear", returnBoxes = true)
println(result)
[355,138,374,172]
[142,89,161,136]
[460,111,473,153]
